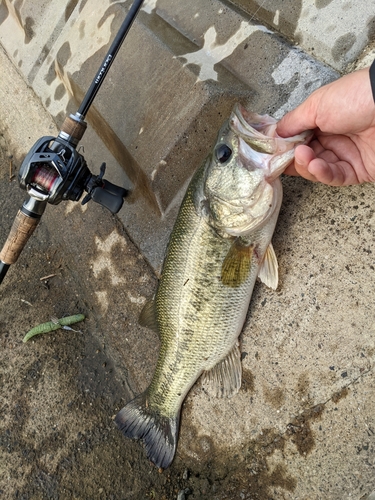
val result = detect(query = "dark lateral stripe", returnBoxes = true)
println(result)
[370,60,375,103]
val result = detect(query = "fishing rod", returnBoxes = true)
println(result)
[0,0,145,285]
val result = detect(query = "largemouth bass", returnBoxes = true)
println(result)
[115,104,310,469]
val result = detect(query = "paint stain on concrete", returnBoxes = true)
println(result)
[331,32,356,61]
[78,0,89,14]
[342,2,353,11]
[180,424,296,499]
[271,50,334,119]
[325,23,337,34]
[45,62,57,86]
[41,1,119,119]
[79,19,85,40]
[297,371,310,400]
[287,404,324,455]
[23,16,34,44]
[65,0,79,22]
[315,0,334,8]
[263,385,285,409]
[241,367,255,393]
[331,386,349,404]
[54,83,67,101]
[0,1,9,26]
[56,41,72,69]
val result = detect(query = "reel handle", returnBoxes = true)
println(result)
[90,185,126,214]
[81,162,128,214]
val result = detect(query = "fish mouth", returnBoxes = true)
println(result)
[229,104,313,180]
[208,105,313,236]
[230,104,278,152]
[230,103,312,153]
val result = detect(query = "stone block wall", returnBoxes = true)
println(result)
[0,0,373,269]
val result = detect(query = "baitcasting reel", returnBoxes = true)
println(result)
[0,0,145,284]
[19,118,127,213]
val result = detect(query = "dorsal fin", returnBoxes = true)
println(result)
[200,343,242,398]
[258,242,278,290]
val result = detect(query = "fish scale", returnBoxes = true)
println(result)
[115,104,311,469]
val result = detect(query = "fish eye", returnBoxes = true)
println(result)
[215,144,233,164]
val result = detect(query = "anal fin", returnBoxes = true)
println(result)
[139,297,159,333]
[200,343,242,398]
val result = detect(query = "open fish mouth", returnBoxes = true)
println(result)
[229,103,312,156]
[229,104,313,182]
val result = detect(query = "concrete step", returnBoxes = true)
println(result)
[0,0,366,270]
[229,0,375,72]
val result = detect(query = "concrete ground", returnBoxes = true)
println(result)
[1,5,375,500]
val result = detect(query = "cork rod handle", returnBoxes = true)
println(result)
[0,210,40,265]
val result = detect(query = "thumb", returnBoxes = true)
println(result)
[277,99,318,138]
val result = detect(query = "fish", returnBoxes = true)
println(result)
[115,104,311,469]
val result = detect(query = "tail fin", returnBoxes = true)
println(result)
[115,392,180,469]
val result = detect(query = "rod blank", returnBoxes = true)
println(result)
[78,0,145,117]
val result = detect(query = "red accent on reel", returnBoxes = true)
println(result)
[32,165,59,192]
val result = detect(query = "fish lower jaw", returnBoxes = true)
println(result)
[223,212,273,237]
[224,191,282,237]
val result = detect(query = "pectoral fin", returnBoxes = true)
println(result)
[258,243,278,290]
[200,343,242,398]
[139,297,159,333]
[221,239,253,287]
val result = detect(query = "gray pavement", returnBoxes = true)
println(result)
[1,1,375,498]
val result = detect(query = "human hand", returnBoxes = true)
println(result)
[276,67,375,186]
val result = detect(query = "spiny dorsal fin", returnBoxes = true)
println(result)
[258,242,278,290]
[221,239,254,288]
[200,343,242,398]
[139,297,159,333]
